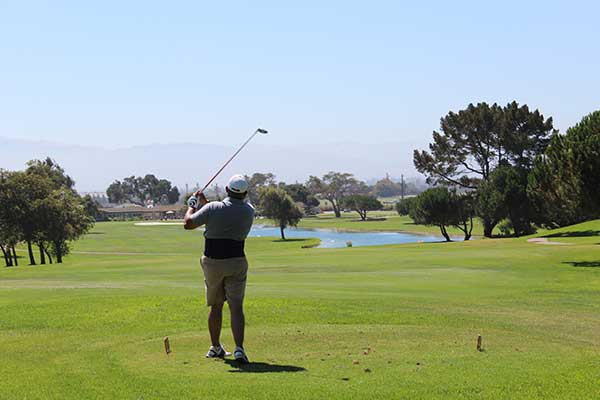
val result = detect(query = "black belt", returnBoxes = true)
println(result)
[204,238,245,259]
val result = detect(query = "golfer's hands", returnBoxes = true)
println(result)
[194,190,208,206]
[188,190,208,209]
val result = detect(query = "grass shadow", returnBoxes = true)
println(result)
[223,359,306,373]
[563,260,600,268]
[563,261,600,268]
[350,218,387,222]
[271,238,312,243]
[544,230,600,238]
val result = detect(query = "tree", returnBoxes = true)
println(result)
[0,220,12,267]
[452,191,475,241]
[414,102,554,237]
[306,172,368,218]
[395,197,416,216]
[474,177,504,239]
[0,171,20,267]
[410,188,474,241]
[281,183,310,203]
[167,186,181,204]
[140,174,160,201]
[410,188,455,242]
[26,159,85,264]
[1,160,94,266]
[500,102,554,169]
[107,180,125,204]
[259,187,303,240]
[280,183,320,212]
[245,172,276,204]
[106,175,180,205]
[343,195,383,221]
[528,111,600,227]
[1,171,53,265]
[478,165,534,237]
[372,177,403,197]
[38,189,94,263]
[122,176,142,203]
[0,220,19,267]
[26,157,75,191]
[82,195,102,221]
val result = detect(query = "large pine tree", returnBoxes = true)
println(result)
[414,102,554,237]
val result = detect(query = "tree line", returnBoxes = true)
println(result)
[0,158,95,266]
[6,102,592,255]
[240,172,385,239]
[106,175,180,205]
[371,175,425,198]
[407,103,599,240]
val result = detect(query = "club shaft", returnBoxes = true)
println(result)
[201,129,260,192]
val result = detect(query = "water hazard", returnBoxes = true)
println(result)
[249,225,444,248]
[135,222,451,248]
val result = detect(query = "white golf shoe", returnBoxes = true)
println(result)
[206,345,230,359]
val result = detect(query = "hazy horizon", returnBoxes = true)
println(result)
[2,136,425,193]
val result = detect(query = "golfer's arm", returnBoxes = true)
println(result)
[183,207,202,230]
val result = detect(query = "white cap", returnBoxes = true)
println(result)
[227,174,248,193]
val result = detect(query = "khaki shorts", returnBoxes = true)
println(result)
[200,255,248,306]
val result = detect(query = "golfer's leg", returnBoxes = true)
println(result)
[229,301,245,348]
[208,303,224,347]
[201,256,227,347]
[224,257,248,349]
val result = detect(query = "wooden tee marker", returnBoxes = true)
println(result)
[476,334,483,352]
[163,336,172,355]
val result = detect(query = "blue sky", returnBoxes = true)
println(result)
[1,1,599,150]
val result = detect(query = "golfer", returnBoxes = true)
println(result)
[183,174,255,364]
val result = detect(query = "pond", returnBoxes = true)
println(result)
[134,222,456,248]
[249,225,448,248]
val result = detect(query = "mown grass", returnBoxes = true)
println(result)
[0,220,599,399]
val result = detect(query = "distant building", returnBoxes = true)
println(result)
[98,204,185,221]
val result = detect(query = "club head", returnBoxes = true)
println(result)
[256,128,268,134]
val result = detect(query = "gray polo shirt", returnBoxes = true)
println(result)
[191,197,255,241]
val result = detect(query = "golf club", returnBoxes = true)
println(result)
[188,128,268,208]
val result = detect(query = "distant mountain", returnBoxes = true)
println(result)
[0,137,419,192]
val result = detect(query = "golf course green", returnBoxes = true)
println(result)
[1,218,599,399]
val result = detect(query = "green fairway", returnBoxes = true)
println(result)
[1,220,599,399]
